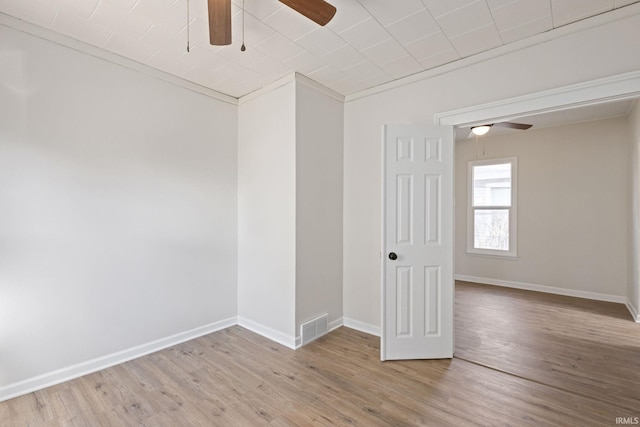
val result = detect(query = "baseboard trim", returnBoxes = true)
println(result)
[0,317,237,403]
[329,317,344,332]
[237,316,296,350]
[343,317,380,337]
[626,299,640,323]
[1,315,350,402]
[455,275,627,304]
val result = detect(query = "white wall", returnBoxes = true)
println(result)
[343,10,640,330]
[295,80,344,335]
[0,24,238,392]
[629,101,640,320]
[455,118,629,299]
[238,76,344,346]
[237,82,297,342]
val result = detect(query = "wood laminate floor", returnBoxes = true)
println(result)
[1,282,639,426]
[454,281,640,415]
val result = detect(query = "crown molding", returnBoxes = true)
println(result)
[345,2,640,103]
[237,73,297,105]
[0,12,238,106]
[238,72,344,105]
[294,73,345,103]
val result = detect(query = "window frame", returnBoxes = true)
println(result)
[466,157,518,258]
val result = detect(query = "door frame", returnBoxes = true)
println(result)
[434,70,640,129]
[432,69,640,324]
[381,70,640,358]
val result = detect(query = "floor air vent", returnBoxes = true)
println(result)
[301,314,329,346]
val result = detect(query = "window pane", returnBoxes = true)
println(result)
[473,163,511,206]
[474,209,509,251]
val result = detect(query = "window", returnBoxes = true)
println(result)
[467,158,517,257]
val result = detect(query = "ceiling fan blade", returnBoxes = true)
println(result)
[279,0,337,26]
[208,0,231,46]
[493,121,533,130]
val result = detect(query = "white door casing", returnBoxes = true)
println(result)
[381,125,454,360]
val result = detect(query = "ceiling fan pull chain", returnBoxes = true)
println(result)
[186,0,190,52]
[241,0,246,51]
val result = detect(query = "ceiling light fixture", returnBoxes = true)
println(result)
[471,125,492,136]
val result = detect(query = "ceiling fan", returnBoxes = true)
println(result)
[208,0,337,46]
[469,121,533,137]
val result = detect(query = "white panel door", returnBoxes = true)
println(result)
[382,125,454,360]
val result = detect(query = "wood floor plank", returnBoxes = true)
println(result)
[2,282,639,425]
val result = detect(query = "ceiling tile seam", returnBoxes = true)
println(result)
[549,0,555,28]
[259,7,316,43]
[350,1,438,70]
[344,5,640,103]
[383,66,433,87]
[345,8,640,103]
[222,39,286,74]
[341,60,387,79]
[428,0,481,18]
[128,0,142,14]
[259,3,285,23]
[101,30,118,49]
[174,51,204,75]
[136,23,154,42]
[505,15,555,38]
[50,7,60,28]
[399,26,443,47]
[483,0,505,45]
[173,16,196,38]
[361,41,412,68]
[146,49,163,65]
[449,20,502,42]
[329,13,369,36]
[381,7,443,48]
[491,0,520,8]
[402,32,456,62]
[493,10,552,34]
[245,20,382,81]
[377,5,429,28]
[216,48,263,69]
[316,43,368,70]
[418,2,464,59]
[250,28,312,66]
[88,0,102,21]
[282,50,321,70]
[340,58,369,75]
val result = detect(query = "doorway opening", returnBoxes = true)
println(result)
[436,69,640,412]
[436,69,640,321]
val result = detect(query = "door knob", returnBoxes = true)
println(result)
[388,252,397,260]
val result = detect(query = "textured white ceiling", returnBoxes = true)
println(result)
[1,0,639,98]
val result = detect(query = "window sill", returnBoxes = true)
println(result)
[465,250,518,260]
